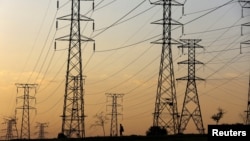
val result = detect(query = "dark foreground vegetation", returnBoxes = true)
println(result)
[10,134,208,141]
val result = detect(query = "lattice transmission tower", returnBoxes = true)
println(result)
[176,39,205,134]
[238,1,250,124]
[106,93,124,137]
[150,0,183,135]
[1,117,18,140]
[15,83,37,139]
[34,122,49,139]
[55,0,95,138]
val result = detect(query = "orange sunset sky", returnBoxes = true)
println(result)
[0,0,250,139]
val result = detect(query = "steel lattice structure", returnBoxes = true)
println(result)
[35,122,49,139]
[15,83,37,139]
[55,0,94,138]
[238,1,250,124]
[176,39,205,134]
[106,93,124,137]
[150,0,183,135]
[2,117,18,140]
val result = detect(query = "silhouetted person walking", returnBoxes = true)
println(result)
[119,124,124,136]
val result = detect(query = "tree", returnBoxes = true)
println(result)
[90,112,109,136]
[211,108,226,124]
[146,126,167,136]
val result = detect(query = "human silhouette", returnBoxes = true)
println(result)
[119,124,124,136]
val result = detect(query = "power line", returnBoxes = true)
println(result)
[95,3,156,31]
[86,53,159,95]
[27,10,58,84]
[183,0,237,16]
[184,24,241,36]
[184,0,235,26]
[88,45,153,85]
[16,0,54,83]
[94,0,236,53]
[92,0,147,38]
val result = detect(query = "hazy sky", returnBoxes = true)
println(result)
[0,0,250,139]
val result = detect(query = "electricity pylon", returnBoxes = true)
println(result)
[34,122,49,139]
[55,0,95,138]
[176,39,205,134]
[2,117,18,140]
[15,83,37,139]
[106,93,124,137]
[238,1,250,124]
[150,0,183,135]
[245,72,250,125]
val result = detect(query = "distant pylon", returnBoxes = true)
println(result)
[106,93,124,137]
[2,117,18,140]
[34,122,49,139]
[55,0,95,138]
[15,83,37,139]
[176,39,205,134]
[150,0,183,135]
